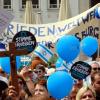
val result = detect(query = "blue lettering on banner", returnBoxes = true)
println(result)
[6,9,96,36]
[37,41,54,49]
[58,24,68,33]
[38,27,45,36]
[7,24,14,35]
[4,9,97,39]
[48,25,56,35]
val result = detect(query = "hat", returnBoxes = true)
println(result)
[0,76,8,85]
[0,76,8,91]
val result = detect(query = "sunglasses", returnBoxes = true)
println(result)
[35,70,43,74]
[92,68,100,71]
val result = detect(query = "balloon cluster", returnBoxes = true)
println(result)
[47,35,98,99]
[47,35,79,99]
[56,35,98,61]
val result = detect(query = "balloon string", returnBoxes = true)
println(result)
[97,20,100,61]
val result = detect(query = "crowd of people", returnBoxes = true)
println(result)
[0,56,100,100]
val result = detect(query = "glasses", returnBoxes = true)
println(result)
[92,68,100,71]
[35,70,43,74]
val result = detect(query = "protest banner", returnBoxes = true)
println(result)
[0,8,14,34]
[1,3,100,60]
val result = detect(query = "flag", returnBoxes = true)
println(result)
[55,57,72,71]
[56,61,72,71]
[34,44,53,63]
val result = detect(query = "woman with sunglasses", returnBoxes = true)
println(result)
[34,64,47,81]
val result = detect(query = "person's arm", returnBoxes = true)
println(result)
[7,85,19,100]
[25,78,35,95]
[20,67,35,95]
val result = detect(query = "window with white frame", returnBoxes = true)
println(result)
[22,0,39,9]
[3,0,12,9]
[49,0,61,8]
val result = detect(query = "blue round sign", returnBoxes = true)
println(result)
[12,31,37,54]
[70,61,91,80]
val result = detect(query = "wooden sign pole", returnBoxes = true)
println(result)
[0,42,28,93]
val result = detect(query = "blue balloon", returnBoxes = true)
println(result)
[81,36,98,57]
[0,57,10,74]
[16,56,21,68]
[55,58,70,71]
[0,57,21,74]
[95,7,100,19]
[55,58,63,68]
[47,71,73,99]
[56,35,80,63]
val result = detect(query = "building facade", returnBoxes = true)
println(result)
[0,0,90,23]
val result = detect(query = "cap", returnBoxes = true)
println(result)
[0,76,8,85]
[0,76,8,91]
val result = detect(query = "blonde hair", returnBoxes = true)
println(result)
[76,85,96,100]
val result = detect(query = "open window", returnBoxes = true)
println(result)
[48,0,61,9]
[22,0,39,9]
[3,0,12,10]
